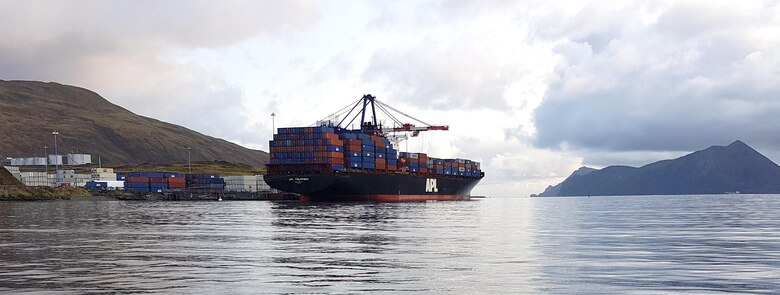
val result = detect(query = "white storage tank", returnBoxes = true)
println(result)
[33,157,47,166]
[48,155,63,165]
[67,154,92,165]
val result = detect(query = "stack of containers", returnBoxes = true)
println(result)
[166,172,186,189]
[396,157,483,177]
[340,133,362,169]
[122,171,189,193]
[186,173,225,192]
[269,126,346,171]
[146,172,168,192]
[419,153,429,174]
[399,152,427,173]
[444,159,455,175]
[338,132,397,171]
[270,125,436,174]
[359,134,376,169]
[125,172,150,193]
[386,144,398,171]
[372,135,392,170]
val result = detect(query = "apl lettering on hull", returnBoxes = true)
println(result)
[425,178,438,193]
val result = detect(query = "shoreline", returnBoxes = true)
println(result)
[0,187,298,202]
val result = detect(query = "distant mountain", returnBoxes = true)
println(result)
[534,166,596,197]
[0,80,268,166]
[534,141,780,197]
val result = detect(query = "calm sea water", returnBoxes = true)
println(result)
[1,195,779,294]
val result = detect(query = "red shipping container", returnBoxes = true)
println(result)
[149,177,167,183]
[375,158,387,170]
[126,176,149,183]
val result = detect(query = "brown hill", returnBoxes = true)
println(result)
[0,80,268,166]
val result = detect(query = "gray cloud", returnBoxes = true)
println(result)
[529,1,780,154]
[0,0,318,148]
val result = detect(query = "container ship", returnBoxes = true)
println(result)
[264,94,484,202]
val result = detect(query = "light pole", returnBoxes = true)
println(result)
[43,145,48,179]
[52,131,59,186]
[271,112,276,135]
[187,146,192,174]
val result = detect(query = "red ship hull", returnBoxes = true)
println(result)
[300,194,470,202]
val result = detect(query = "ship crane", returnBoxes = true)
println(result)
[318,94,448,143]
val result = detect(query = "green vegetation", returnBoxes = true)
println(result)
[114,160,265,176]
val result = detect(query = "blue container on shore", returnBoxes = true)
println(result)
[86,181,108,190]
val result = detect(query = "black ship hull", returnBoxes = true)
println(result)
[264,171,482,202]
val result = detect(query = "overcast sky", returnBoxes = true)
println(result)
[2,0,780,197]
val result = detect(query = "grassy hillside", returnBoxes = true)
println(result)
[0,80,268,166]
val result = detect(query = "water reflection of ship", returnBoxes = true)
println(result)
[267,202,422,289]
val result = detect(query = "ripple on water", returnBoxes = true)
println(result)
[0,196,779,294]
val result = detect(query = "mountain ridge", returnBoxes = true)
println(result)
[535,141,780,197]
[0,80,268,166]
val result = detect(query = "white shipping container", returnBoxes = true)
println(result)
[222,175,272,192]
[92,172,117,181]
[105,180,125,188]
[256,175,271,192]
[21,171,52,187]
[91,168,114,174]
[3,166,20,173]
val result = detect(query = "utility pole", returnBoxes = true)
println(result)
[52,131,59,186]
[187,146,192,174]
[271,112,276,135]
[43,145,48,176]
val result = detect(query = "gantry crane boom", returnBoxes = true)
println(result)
[318,94,448,138]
